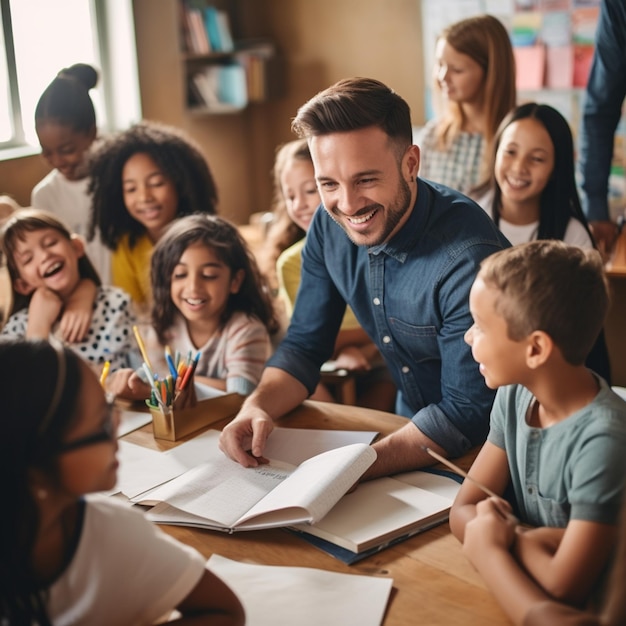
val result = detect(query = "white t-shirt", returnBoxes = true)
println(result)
[475,188,594,248]
[31,170,111,283]
[47,495,207,626]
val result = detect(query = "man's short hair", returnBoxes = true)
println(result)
[291,77,412,154]
[478,241,609,365]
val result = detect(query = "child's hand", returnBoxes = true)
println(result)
[462,497,518,562]
[333,346,371,372]
[26,287,63,339]
[107,368,152,401]
[59,278,97,342]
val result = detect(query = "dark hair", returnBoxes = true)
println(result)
[35,63,98,133]
[479,241,608,365]
[0,340,83,625]
[489,103,594,244]
[1,209,101,316]
[88,121,219,250]
[292,77,413,155]
[150,214,279,342]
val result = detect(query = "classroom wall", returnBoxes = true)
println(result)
[131,0,424,223]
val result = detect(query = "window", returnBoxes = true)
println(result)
[0,0,140,156]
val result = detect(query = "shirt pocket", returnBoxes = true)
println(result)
[388,317,438,363]
[533,492,570,528]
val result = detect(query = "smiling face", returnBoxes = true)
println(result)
[12,227,84,300]
[280,159,320,232]
[464,277,528,389]
[310,126,419,247]
[36,121,96,181]
[170,241,244,343]
[435,39,485,105]
[495,118,555,219]
[57,360,120,496]
[122,152,179,241]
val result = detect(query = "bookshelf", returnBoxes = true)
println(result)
[178,0,283,114]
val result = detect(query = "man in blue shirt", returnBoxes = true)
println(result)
[220,78,509,478]
[579,0,626,254]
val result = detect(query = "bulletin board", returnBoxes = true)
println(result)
[419,0,626,217]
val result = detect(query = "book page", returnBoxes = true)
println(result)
[134,455,294,528]
[264,427,378,465]
[238,443,376,528]
[294,472,459,552]
[207,554,393,626]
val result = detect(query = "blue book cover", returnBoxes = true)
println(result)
[203,6,222,51]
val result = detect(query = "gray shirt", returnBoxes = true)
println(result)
[488,380,626,527]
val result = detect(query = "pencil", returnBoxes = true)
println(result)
[99,360,111,388]
[132,325,153,371]
[422,446,501,499]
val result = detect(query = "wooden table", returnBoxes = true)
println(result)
[123,400,510,625]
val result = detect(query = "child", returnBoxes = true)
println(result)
[475,102,611,382]
[115,214,278,398]
[416,14,516,195]
[462,493,626,626]
[0,339,244,625]
[450,241,626,608]
[476,102,594,248]
[272,139,396,410]
[88,120,219,309]
[31,63,111,284]
[0,209,135,371]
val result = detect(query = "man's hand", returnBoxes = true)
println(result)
[219,405,274,467]
[589,220,619,260]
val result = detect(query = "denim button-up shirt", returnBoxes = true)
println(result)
[268,178,510,457]
[579,0,626,223]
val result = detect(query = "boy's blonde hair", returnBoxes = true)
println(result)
[478,241,608,365]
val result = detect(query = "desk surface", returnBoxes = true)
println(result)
[123,400,510,626]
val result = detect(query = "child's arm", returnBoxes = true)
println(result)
[462,499,591,626]
[171,569,245,625]
[25,287,63,339]
[513,519,618,604]
[59,278,97,342]
[449,441,511,542]
[195,374,227,392]
[106,368,152,401]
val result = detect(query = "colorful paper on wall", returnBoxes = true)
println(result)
[514,44,546,89]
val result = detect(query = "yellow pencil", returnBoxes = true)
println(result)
[99,360,111,388]
[132,325,153,370]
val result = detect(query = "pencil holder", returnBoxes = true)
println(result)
[149,390,244,441]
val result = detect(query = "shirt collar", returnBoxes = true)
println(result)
[368,177,431,262]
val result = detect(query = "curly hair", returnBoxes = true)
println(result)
[87,121,218,250]
[151,214,279,342]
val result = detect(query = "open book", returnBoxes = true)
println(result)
[134,440,376,532]
[291,470,461,562]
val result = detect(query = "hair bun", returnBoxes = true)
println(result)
[58,63,99,91]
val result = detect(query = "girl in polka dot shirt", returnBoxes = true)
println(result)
[0,209,136,372]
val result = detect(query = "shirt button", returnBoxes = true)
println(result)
[402,366,409,373]
[373,297,381,305]
[527,487,534,494]
[382,336,391,344]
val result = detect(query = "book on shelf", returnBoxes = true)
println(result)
[290,469,462,563]
[132,433,377,533]
[190,64,247,111]
[202,6,234,53]
[180,1,211,54]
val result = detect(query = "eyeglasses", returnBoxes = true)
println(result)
[58,400,118,453]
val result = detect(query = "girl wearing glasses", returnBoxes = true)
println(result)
[0,339,244,625]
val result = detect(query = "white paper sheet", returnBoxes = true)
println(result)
[207,554,393,626]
